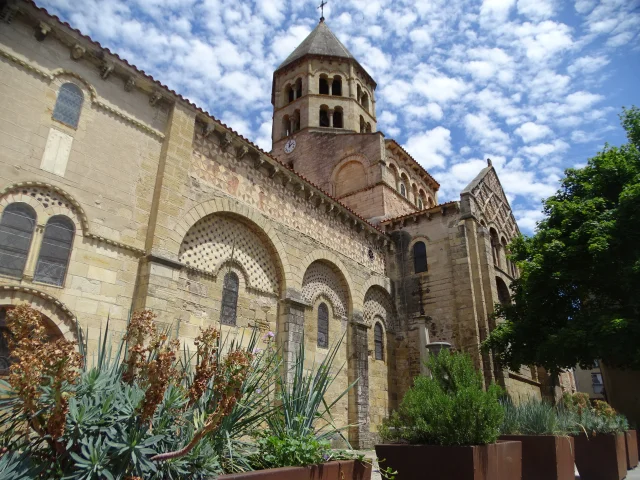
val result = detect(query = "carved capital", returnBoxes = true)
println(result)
[124,76,136,92]
[100,60,114,79]
[70,43,85,60]
[149,91,162,106]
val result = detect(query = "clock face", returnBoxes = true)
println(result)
[284,138,296,154]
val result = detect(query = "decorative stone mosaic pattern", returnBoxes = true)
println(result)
[363,286,395,330]
[301,261,348,317]
[469,169,518,238]
[178,214,279,294]
[18,186,77,214]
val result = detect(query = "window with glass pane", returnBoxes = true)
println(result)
[413,241,427,273]
[374,322,384,360]
[33,216,74,286]
[52,83,84,128]
[317,302,329,348]
[0,309,10,375]
[0,203,36,279]
[220,272,239,326]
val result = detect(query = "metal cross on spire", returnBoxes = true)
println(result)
[318,0,327,22]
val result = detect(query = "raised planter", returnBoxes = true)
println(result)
[218,460,371,480]
[625,429,639,469]
[375,441,522,480]
[573,433,626,480]
[500,435,574,480]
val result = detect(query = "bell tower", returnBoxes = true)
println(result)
[270,20,377,151]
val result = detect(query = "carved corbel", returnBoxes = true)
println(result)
[269,167,279,179]
[281,175,290,187]
[219,132,232,149]
[100,60,115,80]
[236,145,250,159]
[124,76,136,92]
[70,43,85,60]
[35,21,51,41]
[149,91,163,106]
[307,191,314,201]
[203,122,216,137]
[327,204,335,214]
[253,156,265,169]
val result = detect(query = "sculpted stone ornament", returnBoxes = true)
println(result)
[219,132,232,149]
[70,44,85,60]
[100,60,114,79]
[284,138,296,154]
[35,21,51,41]
[203,122,215,137]
[124,76,136,92]
[149,91,162,106]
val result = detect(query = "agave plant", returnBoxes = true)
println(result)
[0,306,281,479]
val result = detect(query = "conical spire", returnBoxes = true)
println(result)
[277,21,355,71]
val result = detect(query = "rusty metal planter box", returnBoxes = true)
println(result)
[218,460,372,480]
[374,441,521,480]
[500,435,574,480]
[625,429,639,469]
[573,433,626,480]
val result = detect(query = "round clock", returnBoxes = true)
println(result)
[284,138,296,154]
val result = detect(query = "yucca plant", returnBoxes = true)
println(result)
[0,306,280,479]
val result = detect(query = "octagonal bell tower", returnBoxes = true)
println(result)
[271,19,377,150]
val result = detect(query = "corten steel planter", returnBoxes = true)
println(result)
[500,435,574,480]
[218,460,372,480]
[625,429,639,469]
[573,433,627,480]
[374,441,522,480]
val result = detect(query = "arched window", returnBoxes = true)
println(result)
[400,183,406,197]
[220,271,239,326]
[357,84,362,103]
[366,122,372,133]
[362,93,370,112]
[332,76,342,96]
[0,203,36,279]
[333,108,343,128]
[319,76,329,95]
[34,215,74,286]
[418,198,423,209]
[282,115,290,138]
[295,78,302,99]
[490,228,500,267]
[293,110,301,132]
[319,106,329,127]
[413,241,427,273]
[496,277,510,305]
[374,322,384,360]
[52,82,84,129]
[317,302,329,348]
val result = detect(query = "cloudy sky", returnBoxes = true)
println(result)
[39,0,640,232]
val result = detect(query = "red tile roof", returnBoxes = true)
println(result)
[23,1,386,235]
[380,200,459,225]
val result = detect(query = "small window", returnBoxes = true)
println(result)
[374,322,384,360]
[34,215,75,286]
[295,79,302,98]
[413,241,427,274]
[332,76,342,96]
[319,108,329,127]
[400,183,406,197]
[288,88,294,103]
[318,302,329,348]
[334,109,343,128]
[0,203,37,279]
[319,77,329,95]
[220,271,239,326]
[52,83,84,129]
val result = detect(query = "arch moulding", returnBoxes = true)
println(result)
[296,249,355,310]
[0,285,79,344]
[173,198,292,293]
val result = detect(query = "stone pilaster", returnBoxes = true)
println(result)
[348,311,371,449]
[279,290,309,381]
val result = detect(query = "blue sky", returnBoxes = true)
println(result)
[38,0,640,232]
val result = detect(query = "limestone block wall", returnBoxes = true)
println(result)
[0,13,165,353]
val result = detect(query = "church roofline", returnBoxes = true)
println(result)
[16,0,390,241]
[379,201,460,227]
[385,139,440,191]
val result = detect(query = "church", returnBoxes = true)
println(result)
[0,1,574,448]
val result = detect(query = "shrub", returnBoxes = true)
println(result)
[562,393,629,436]
[500,398,568,435]
[379,350,503,446]
[252,433,331,469]
[0,306,279,478]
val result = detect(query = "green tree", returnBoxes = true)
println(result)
[484,107,640,372]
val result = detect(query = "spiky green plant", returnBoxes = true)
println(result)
[500,398,567,435]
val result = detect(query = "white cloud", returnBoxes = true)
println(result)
[520,139,570,158]
[568,55,610,76]
[464,113,511,154]
[404,127,453,169]
[514,122,553,143]
[516,0,556,20]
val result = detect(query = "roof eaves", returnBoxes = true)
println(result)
[380,200,459,225]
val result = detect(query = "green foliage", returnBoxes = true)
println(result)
[252,433,330,469]
[561,394,629,436]
[484,106,640,371]
[379,350,503,446]
[500,398,569,435]
[0,314,280,479]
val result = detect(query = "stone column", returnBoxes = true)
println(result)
[348,312,371,449]
[23,223,45,280]
[328,81,333,96]
[328,110,334,128]
[279,291,310,382]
